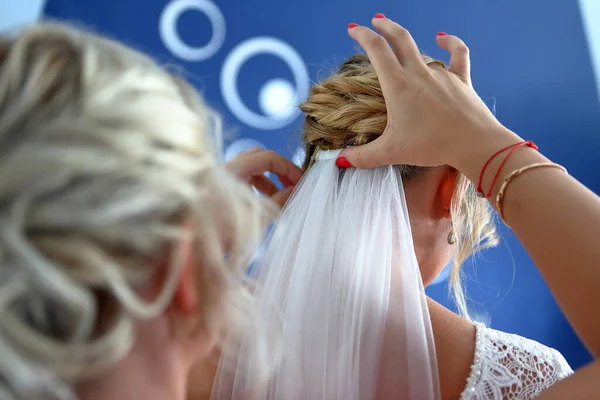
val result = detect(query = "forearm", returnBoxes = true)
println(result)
[456,127,600,356]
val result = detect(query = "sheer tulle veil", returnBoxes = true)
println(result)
[212,149,441,400]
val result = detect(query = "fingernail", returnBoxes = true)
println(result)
[348,23,359,29]
[374,13,386,19]
[336,157,353,169]
[437,32,448,36]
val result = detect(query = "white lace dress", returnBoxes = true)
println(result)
[460,323,574,399]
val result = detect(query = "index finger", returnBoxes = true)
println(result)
[245,151,303,186]
[348,25,407,98]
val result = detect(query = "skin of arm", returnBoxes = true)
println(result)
[455,125,600,358]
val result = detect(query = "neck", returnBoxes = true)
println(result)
[76,315,184,400]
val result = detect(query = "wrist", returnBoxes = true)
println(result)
[451,125,524,184]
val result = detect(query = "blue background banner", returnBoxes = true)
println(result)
[4,0,599,369]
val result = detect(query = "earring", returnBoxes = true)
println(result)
[445,207,456,245]
[447,229,456,245]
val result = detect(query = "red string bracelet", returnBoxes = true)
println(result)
[485,140,538,197]
[476,140,539,198]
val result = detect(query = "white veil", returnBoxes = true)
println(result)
[212,149,441,400]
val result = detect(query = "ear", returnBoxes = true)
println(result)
[437,167,459,219]
[172,222,198,315]
[152,222,198,315]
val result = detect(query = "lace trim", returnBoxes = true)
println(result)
[459,323,573,400]
[461,322,486,398]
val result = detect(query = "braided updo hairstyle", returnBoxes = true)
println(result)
[300,54,498,317]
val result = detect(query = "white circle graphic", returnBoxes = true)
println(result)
[259,79,297,119]
[159,0,225,62]
[221,37,309,130]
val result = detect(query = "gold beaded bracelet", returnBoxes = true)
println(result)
[496,162,568,225]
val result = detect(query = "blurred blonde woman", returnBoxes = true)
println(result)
[0,23,302,400]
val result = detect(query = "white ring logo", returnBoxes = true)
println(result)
[159,0,225,62]
[221,37,309,130]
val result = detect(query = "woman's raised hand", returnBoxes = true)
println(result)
[339,16,521,173]
[336,15,600,399]
[225,148,303,207]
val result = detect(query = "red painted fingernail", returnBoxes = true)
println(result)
[336,157,353,169]
[374,13,386,19]
[348,23,359,29]
[437,32,448,36]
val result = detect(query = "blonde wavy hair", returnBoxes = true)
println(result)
[300,54,498,317]
[0,23,271,399]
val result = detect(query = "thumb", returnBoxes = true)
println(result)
[338,139,387,169]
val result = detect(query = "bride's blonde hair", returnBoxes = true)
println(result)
[0,23,270,399]
[300,54,498,317]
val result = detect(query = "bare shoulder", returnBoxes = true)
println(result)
[427,298,478,400]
